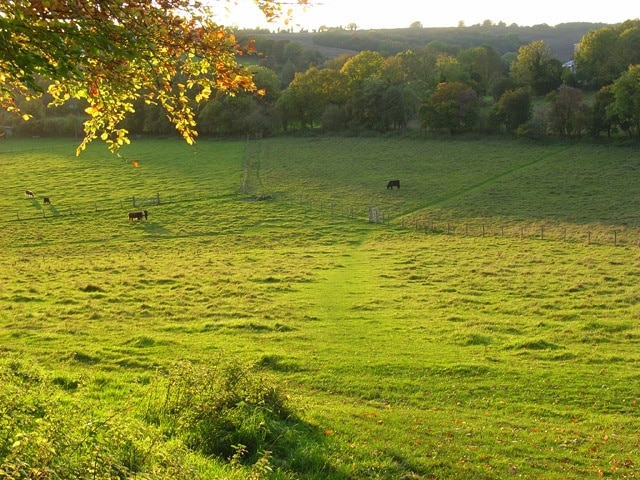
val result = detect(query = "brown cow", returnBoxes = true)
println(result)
[128,210,148,221]
[25,190,35,198]
[43,197,51,205]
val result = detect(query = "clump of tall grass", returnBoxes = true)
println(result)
[143,359,297,464]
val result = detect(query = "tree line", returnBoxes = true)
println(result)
[2,19,640,142]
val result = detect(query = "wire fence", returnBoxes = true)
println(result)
[395,217,640,247]
[278,192,370,221]
[3,185,638,248]
[273,191,640,248]
[0,189,236,224]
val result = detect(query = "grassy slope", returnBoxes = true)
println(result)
[1,136,640,479]
[255,136,640,237]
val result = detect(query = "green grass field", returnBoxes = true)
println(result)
[1,136,640,479]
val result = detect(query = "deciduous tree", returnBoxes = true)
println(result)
[546,85,589,138]
[509,40,562,96]
[575,20,640,89]
[608,64,640,138]
[436,54,468,84]
[0,0,308,154]
[491,87,532,134]
[419,81,479,134]
[351,77,406,132]
[277,66,348,129]
[340,51,384,87]
[590,85,617,138]
[457,44,504,97]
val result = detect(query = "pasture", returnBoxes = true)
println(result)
[1,136,640,479]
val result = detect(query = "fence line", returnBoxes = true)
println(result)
[395,217,640,247]
[0,189,235,224]
[4,186,638,247]
[274,191,640,248]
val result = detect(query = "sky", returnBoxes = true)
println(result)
[212,0,638,31]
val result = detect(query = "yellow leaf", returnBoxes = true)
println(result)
[100,132,108,141]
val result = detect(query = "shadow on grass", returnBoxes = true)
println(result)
[140,221,172,235]
[257,354,305,373]
[143,359,346,479]
[27,198,42,210]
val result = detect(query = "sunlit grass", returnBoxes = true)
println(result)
[1,137,640,478]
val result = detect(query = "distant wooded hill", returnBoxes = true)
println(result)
[244,22,611,62]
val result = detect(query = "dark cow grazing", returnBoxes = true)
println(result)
[387,180,400,189]
[128,210,148,221]
[43,197,51,205]
[25,190,35,198]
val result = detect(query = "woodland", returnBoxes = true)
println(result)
[0,2,640,146]
[2,15,640,146]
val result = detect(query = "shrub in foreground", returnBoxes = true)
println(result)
[144,359,296,463]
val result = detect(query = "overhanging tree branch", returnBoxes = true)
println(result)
[0,0,309,154]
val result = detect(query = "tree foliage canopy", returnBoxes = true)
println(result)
[509,40,562,96]
[608,64,640,138]
[0,0,307,154]
[491,87,531,134]
[546,85,588,138]
[575,19,640,89]
[420,81,479,134]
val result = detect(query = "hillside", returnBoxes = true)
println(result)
[248,22,610,62]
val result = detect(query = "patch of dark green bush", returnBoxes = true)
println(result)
[144,359,298,464]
